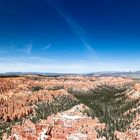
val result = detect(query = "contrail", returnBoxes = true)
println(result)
[46,0,98,60]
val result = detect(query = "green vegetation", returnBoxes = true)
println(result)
[0,93,78,138]
[46,85,64,90]
[1,82,140,140]
[68,85,140,140]
[0,118,22,140]
[31,86,43,92]
[31,94,78,123]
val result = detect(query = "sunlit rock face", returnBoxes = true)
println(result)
[3,104,106,140]
[0,75,140,140]
[0,76,132,121]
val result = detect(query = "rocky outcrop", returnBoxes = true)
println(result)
[3,104,106,140]
[0,76,139,140]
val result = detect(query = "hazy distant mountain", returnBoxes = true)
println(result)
[86,71,140,78]
[0,71,140,78]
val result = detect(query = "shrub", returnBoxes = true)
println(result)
[31,86,43,92]
[33,95,78,121]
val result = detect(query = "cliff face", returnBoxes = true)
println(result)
[0,76,140,140]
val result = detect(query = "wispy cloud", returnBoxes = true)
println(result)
[42,44,51,50]
[46,0,98,61]
[0,55,139,73]
[24,43,32,55]
[0,43,33,55]
[0,56,58,65]
[0,59,137,73]
[0,44,15,53]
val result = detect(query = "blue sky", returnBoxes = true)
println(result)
[0,0,140,73]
